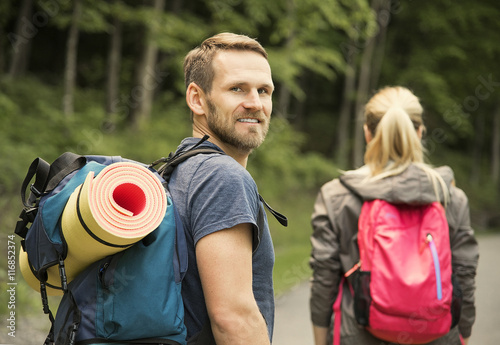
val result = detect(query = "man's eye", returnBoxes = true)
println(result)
[258,89,268,94]
[231,87,242,92]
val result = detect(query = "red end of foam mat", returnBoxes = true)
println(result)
[112,183,147,216]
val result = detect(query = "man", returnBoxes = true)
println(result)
[168,32,275,344]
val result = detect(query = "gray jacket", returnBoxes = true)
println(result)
[310,164,478,345]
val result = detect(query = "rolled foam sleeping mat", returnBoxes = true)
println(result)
[20,162,167,295]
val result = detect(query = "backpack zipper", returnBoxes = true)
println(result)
[426,234,443,300]
[99,262,110,286]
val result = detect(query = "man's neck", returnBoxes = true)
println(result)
[191,132,250,168]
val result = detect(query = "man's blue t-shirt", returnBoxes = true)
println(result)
[168,138,275,341]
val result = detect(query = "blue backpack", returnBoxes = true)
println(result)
[15,137,288,345]
[14,139,222,345]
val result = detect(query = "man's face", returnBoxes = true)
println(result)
[204,50,274,153]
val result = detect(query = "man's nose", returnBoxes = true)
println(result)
[242,90,263,111]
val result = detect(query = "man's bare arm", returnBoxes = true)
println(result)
[196,223,270,345]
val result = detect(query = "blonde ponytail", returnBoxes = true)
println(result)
[365,106,423,177]
[363,87,449,205]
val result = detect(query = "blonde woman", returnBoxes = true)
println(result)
[309,86,478,345]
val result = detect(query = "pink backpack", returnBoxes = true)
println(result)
[334,199,462,345]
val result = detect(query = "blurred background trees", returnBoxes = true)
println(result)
[1,0,499,300]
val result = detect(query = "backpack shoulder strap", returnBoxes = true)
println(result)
[152,135,221,180]
[155,147,224,181]
[152,136,288,227]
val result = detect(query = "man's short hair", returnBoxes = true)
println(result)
[183,32,268,94]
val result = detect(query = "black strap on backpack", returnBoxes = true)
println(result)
[15,152,87,241]
[15,157,50,239]
[151,135,288,227]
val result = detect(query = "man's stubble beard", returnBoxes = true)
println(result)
[206,98,269,153]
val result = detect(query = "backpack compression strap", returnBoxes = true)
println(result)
[15,152,86,239]
[15,157,50,239]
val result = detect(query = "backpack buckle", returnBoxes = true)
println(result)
[68,323,79,345]
[15,207,38,239]
[24,207,37,222]
[40,281,50,315]
[59,257,68,292]
[30,183,43,197]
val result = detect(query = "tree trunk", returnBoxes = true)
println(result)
[491,103,500,184]
[470,112,485,185]
[334,48,358,168]
[352,0,390,168]
[352,36,376,168]
[104,12,123,131]
[62,0,82,117]
[0,29,5,75]
[277,0,296,120]
[171,0,183,13]
[7,0,33,78]
[369,0,390,90]
[128,0,165,129]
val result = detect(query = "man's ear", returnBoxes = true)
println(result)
[186,82,206,116]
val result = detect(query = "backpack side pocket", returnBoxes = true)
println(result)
[353,270,371,326]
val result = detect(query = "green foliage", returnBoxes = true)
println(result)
[79,0,112,33]
[249,118,338,198]
[266,0,374,100]
[155,12,208,54]
[98,93,192,162]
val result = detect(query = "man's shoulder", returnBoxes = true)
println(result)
[175,138,243,172]
[170,151,256,207]
[196,154,255,191]
[179,149,245,176]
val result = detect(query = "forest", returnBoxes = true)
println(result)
[1,0,500,312]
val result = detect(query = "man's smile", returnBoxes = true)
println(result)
[237,118,260,123]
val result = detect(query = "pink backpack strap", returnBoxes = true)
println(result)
[332,276,345,345]
[333,276,356,345]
